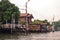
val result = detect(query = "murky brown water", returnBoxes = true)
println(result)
[0,31,60,40]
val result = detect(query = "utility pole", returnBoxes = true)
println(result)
[6,19,7,28]
[25,0,30,14]
[11,14,13,39]
[11,14,14,34]
[52,15,55,32]
[25,0,30,35]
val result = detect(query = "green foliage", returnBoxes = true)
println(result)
[0,0,20,24]
[54,20,60,30]
[54,20,60,27]
[32,19,48,24]
[43,19,48,23]
[33,19,41,24]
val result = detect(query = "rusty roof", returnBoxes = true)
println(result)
[20,13,33,18]
[30,22,48,25]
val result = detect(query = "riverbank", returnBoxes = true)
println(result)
[0,28,50,34]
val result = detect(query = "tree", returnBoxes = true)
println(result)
[54,20,60,27]
[33,19,41,24]
[32,19,50,26]
[43,19,48,23]
[52,20,60,31]
[0,0,20,24]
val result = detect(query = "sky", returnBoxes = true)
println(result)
[1,0,60,22]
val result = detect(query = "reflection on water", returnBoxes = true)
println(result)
[0,32,60,40]
[0,33,18,40]
[0,32,31,40]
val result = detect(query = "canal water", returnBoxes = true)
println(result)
[0,31,60,40]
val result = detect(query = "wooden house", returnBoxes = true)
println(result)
[19,13,33,24]
[28,22,49,32]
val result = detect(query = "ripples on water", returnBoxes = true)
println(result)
[0,32,60,40]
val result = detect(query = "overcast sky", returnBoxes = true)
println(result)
[1,0,60,22]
